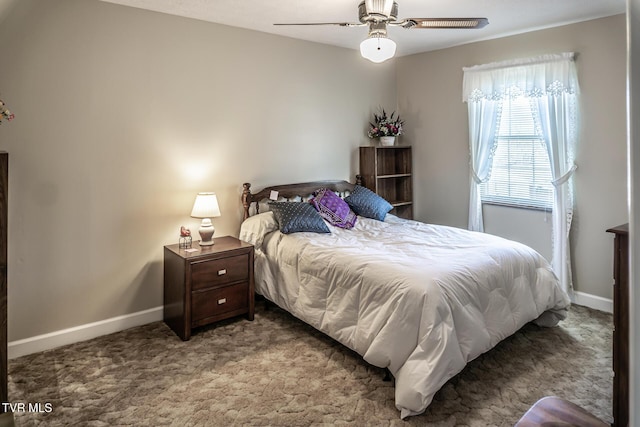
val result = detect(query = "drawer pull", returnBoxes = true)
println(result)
[218,298,227,305]
[218,269,227,276]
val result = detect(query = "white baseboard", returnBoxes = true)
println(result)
[571,291,613,314]
[8,306,164,359]
[6,291,612,359]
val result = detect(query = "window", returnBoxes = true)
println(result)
[463,52,579,292]
[480,97,553,210]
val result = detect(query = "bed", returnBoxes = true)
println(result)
[239,180,571,418]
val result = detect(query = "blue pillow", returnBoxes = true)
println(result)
[269,202,330,234]
[344,185,393,221]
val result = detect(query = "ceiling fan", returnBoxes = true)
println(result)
[274,0,489,63]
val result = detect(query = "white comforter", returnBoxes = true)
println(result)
[239,213,570,418]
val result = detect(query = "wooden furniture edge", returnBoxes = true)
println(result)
[0,153,6,412]
[242,177,361,220]
[607,223,629,427]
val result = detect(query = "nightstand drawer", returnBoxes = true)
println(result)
[191,282,249,323]
[191,254,249,291]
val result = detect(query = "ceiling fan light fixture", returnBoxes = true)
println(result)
[273,1,489,61]
[360,35,396,63]
[360,0,398,22]
[364,0,393,16]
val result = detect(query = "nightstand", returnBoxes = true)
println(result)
[163,236,254,340]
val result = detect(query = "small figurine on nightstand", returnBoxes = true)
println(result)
[179,226,192,249]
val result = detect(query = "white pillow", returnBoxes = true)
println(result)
[239,211,279,250]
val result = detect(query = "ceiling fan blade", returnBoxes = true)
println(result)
[397,18,489,29]
[273,22,364,27]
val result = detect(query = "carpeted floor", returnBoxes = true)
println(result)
[8,302,612,426]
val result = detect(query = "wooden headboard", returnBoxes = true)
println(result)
[242,178,361,220]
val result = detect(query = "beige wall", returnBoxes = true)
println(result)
[0,0,626,343]
[0,0,396,340]
[397,15,628,300]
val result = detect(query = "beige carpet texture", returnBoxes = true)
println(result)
[8,302,612,426]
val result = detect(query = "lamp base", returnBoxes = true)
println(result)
[198,218,215,246]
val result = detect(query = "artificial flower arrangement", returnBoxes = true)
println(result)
[367,109,404,138]
[0,99,14,124]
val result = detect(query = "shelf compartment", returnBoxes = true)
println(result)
[376,147,412,176]
[377,176,412,207]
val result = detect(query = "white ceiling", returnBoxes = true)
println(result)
[100,0,626,57]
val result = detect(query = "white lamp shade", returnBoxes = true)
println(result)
[360,36,396,63]
[190,192,221,218]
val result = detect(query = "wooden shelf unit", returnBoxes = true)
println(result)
[359,145,413,219]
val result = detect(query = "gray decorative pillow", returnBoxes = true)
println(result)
[344,185,393,221]
[268,202,330,234]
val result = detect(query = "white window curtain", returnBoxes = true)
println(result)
[467,99,501,232]
[462,52,580,294]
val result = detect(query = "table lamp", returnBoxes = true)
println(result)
[190,192,221,246]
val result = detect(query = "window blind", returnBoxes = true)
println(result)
[481,98,554,210]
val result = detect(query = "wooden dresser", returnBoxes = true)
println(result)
[607,223,629,427]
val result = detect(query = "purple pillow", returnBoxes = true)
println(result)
[310,188,357,229]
